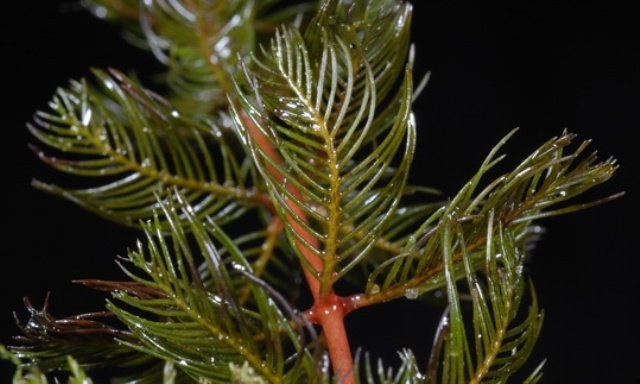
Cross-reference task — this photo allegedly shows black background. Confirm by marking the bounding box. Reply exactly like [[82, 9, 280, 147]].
[[2, 1, 638, 382]]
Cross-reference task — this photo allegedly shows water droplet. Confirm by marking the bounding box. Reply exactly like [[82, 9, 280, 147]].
[[214, 36, 231, 59], [320, 353, 330, 375], [93, 6, 108, 19], [210, 125, 223, 138], [228, 15, 241, 28], [404, 288, 419, 300], [530, 225, 545, 234], [311, 204, 328, 217], [81, 109, 92, 126], [231, 262, 246, 272], [363, 193, 378, 206]]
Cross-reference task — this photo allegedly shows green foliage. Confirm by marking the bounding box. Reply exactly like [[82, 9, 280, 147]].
[[428, 212, 543, 383], [84, 0, 316, 115], [106, 191, 318, 382], [30, 69, 258, 228], [1, 348, 93, 384], [364, 130, 620, 301], [358, 349, 425, 384], [4, 0, 620, 382], [232, 0, 415, 292]]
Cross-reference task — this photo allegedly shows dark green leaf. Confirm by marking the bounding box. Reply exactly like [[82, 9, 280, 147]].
[[366, 131, 619, 301], [30, 70, 261, 229], [107, 191, 318, 382], [232, 1, 415, 293]]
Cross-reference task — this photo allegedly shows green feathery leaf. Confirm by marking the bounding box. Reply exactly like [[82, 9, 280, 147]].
[[358, 349, 425, 384], [365, 130, 620, 301], [29, 69, 262, 229], [106, 191, 318, 383], [232, 0, 415, 293], [66, 356, 94, 384], [1, 345, 20, 366], [83, 0, 253, 114], [138, 0, 254, 113], [83, 0, 317, 115], [424, 212, 543, 383], [2, 350, 95, 384]]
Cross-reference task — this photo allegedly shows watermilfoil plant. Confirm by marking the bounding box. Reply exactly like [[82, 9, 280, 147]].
[[1, 0, 621, 383]]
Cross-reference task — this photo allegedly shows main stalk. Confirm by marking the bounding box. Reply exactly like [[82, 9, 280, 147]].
[[243, 114, 355, 383]]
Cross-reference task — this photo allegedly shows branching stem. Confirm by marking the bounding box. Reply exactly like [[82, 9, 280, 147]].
[[242, 113, 355, 383], [343, 237, 487, 311]]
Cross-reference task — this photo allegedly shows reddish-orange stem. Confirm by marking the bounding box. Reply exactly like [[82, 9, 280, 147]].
[[243, 114, 354, 383], [306, 293, 353, 382]]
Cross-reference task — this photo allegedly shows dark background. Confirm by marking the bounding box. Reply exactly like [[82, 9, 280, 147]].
[[2, 1, 637, 382]]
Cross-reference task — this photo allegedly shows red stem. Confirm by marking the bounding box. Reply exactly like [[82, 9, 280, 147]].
[[243, 114, 355, 383]]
